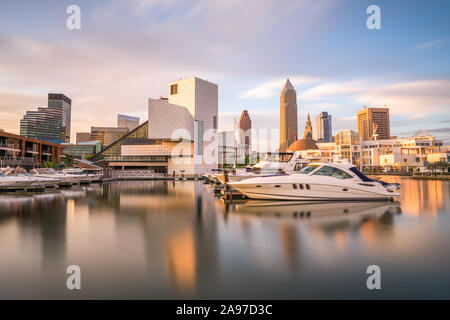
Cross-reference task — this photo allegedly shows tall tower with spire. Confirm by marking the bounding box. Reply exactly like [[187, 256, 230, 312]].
[[303, 112, 312, 139], [279, 78, 298, 152]]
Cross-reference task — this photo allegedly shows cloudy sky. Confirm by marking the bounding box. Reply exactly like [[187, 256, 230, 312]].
[[0, 0, 449, 144]]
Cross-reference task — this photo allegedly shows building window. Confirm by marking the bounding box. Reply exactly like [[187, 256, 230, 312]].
[[213, 116, 217, 129], [170, 84, 178, 95]]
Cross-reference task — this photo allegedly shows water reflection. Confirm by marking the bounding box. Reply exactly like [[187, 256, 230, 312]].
[[0, 178, 449, 299]]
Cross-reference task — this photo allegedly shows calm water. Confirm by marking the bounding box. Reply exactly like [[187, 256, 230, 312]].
[[0, 177, 449, 299]]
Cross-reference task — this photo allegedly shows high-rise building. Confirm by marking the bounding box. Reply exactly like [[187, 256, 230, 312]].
[[280, 78, 298, 152], [357, 107, 390, 141], [313, 112, 332, 143], [76, 132, 91, 144], [238, 110, 251, 156], [90, 127, 129, 147], [48, 93, 72, 143], [117, 114, 140, 131], [20, 105, 63, 144]]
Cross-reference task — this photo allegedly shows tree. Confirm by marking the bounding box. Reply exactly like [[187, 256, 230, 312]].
[[62, 154, 74, 167]]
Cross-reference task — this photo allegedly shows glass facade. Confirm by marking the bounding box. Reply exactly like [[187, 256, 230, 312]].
[[20, 93, 71, 144]]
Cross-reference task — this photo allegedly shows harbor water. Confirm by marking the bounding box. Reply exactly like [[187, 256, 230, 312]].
[[0, 177, 449, 299]]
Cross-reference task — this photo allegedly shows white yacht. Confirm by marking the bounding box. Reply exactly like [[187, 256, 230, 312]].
[[228, 162, 400, 201], [215, 152, 309, 184], [63, 168, 101, 183], [30, 168, 85, 185], [3, 168, 61, 188], [0, 172, 34, 188]]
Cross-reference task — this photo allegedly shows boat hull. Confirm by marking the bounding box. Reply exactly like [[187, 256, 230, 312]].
[[229, 182, 399, 201]]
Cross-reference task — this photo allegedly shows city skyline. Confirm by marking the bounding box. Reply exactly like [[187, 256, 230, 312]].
[[0, 0, 449, 145]]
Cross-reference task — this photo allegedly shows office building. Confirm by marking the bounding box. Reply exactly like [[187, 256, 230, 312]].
[[238, 110, 252, 157], [280, 78, 298, 152], [117, 114, 140, 131], [90, 127, 129, 148], [76, 132, 91, 144], [48, 93, 72, 143], [20, 93, 72, 144], [313, 112, 332, 143], [20, 106, 63, 144], [357, 107, 390, 140]]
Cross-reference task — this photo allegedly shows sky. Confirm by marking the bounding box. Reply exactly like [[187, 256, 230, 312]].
[[0, 0, 449, 145]]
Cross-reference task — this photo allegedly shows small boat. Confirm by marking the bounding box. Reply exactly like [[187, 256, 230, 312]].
[[228, 162, 400, 201], [0, 172, 34, 188], [3, 167, 61, 188], [30, 168, 85, 185], [63, 168, 101, 183]]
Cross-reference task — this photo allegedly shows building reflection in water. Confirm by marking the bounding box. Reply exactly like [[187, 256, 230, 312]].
[[0, 177, 448, 299]]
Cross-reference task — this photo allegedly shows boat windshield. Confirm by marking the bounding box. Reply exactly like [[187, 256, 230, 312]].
[[348, 167, 374, 182], [298, 165, 319, 174], [312, 166, 353, 179]]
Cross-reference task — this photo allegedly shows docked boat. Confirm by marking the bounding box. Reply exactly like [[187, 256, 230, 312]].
[[0, 171, 34, 189], [228, 162, 400, 201], [3, 167, 61, 188], [215, 152, 309, 184], [63, 168, 102, 183], [30, 168, 85, 185]]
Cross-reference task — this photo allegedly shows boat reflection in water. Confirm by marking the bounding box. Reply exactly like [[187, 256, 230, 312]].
[[232, 200, 401, 226]]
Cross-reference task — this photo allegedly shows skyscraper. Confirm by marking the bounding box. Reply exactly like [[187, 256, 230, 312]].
[[280, 78, 298, 152], [20, 106, 63, 144], [357, 107, 390, 140], [117, 114, 140, 131], [48, 93, 72, 143], [238, 110, 251, 156], [313, 112, 332, 142]]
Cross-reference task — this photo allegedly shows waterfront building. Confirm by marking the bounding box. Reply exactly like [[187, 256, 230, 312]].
[[48, 93, 72, 143], [89, 121, 195, 173], [280, 79, 298, 152], [313, 112, 332, 143], [335, 129, 362, 167], [357, 107, 390, 140], [0, 130, 62, 167], [117, 114, 140, 131], [167, 77, 219, 172], [288, 128, 448, 172], [90, 127, 129, 148], [238, 110, 252, 157], [62, 140, 101, 159]]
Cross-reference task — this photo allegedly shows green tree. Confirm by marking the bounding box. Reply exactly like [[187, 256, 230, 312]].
[[62, 154, 74, 167]]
